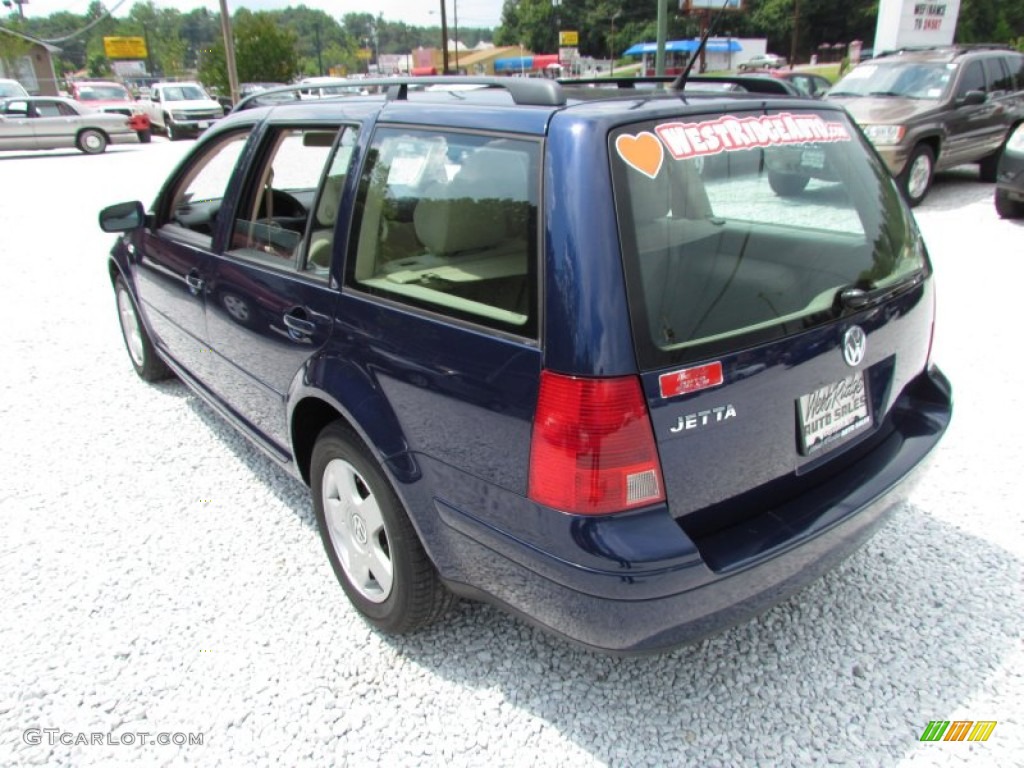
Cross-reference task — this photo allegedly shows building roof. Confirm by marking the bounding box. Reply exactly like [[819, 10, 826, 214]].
[[624, 39, 742, 56], [0, 26, 62, 54]]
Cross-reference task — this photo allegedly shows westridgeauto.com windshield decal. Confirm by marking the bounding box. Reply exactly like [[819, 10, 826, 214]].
[[615, 113, 851, 177]]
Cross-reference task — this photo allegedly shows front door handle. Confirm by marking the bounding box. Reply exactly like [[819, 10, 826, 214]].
[[185, 270, 204, 296]]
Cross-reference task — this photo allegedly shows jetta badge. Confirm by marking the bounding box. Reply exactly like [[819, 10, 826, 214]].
[[843, 326, 866, 367]]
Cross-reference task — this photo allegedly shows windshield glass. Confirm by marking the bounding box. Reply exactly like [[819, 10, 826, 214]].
[[0, 82, 28, 98], [162, 85, 208, 101], [610, 108, 927, 368], [76, 84, 130, 101], [830, 61, 951, 99]]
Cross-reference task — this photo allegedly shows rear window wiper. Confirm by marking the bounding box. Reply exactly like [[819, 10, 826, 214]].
[[838, 270, 925, 310]]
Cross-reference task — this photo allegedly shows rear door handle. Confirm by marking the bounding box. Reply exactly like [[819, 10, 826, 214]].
[[185, 270, 204, 295], [282, 308, 316, 336]]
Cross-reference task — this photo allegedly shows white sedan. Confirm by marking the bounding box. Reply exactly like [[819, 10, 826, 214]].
[[0, 96, 139, 154]]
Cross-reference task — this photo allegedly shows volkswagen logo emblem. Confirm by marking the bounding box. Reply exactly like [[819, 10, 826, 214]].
[[843, 326, 867, 367]]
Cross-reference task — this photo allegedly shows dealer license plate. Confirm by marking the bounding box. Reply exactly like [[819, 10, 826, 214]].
[[802, 147, 826, 169], [797, 372, 870, 455]]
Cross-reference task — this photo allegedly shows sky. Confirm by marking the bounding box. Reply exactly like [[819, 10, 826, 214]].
[[27, 0, 507, 28]]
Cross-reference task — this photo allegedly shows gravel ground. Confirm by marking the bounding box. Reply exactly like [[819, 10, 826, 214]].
[[1, 140, 1021, 767]]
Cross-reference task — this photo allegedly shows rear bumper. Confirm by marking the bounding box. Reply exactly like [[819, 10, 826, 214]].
[[431, 366, 952, 654]]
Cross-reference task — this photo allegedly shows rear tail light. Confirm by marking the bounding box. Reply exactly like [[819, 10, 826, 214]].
[[528, 371, 666, 515]]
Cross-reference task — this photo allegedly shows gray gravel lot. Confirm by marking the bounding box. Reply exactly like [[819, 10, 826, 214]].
[[1, 139, 1021, 767]]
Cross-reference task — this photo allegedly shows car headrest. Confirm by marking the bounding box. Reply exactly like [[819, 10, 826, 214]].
[[316, 175, 345, 227], [414, 194, 507, 255]]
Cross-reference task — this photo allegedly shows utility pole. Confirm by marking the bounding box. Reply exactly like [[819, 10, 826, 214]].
[[655, 0, 668, 76], [453, 1, 459, 74], [217, 0, 239, 106], [314, 21, 323, 76], [439, 0, 449, 75], [790, 0, 800, 69], [2, 0, 28, 20]]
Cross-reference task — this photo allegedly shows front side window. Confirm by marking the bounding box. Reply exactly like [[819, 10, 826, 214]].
[[163, 130, 251, 241], [611, 109, 927, 368], [346, 127, 539, 335], [226, 127, 338, 269], [955, 61, 986, 98]]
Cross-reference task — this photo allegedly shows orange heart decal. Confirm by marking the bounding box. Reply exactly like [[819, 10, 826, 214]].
[[615, 132, 664, 179]]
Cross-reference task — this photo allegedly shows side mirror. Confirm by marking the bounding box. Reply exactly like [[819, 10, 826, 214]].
[[957, 90, 987, 107], [99, 201, 145, 233]]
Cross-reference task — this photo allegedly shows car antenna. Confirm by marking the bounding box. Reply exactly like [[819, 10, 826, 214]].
[[669, 0, 733, 92]]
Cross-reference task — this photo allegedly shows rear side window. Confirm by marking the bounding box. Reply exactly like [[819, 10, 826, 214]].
[[610, 109, 927, 368], [984, 57, 1013, 94], [1006, 54, 1024, 91], [346, 128, 540, 335]]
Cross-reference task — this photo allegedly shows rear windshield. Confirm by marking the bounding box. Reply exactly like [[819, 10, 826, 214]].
[[610, 108, 926, 369]]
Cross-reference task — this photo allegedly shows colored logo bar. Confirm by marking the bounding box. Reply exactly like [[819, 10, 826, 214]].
[[920, 721, 997, 742]]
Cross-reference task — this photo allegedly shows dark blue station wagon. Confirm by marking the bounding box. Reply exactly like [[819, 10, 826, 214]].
[[100, 77, 951, 653]]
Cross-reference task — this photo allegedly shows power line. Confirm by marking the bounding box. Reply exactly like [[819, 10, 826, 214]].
[[0, 0, 131, 45]]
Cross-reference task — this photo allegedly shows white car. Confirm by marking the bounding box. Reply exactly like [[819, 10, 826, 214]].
[[296, 77, 369, 99], [0, 96, 137, 153], [139, 82, 224, 140], [0, 78, 29, 98]]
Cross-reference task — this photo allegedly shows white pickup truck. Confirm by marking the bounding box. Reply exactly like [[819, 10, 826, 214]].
[[138, 82, 224, 140]]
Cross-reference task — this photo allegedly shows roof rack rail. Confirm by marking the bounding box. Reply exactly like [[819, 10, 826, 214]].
[[232, 76, 566, 112], [874, 43, 1013, 58], [559, 74, 798, 96]]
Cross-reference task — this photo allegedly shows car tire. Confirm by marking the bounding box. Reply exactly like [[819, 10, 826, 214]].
[[165, 116, 179, 141], [899, 144, 935, 207], [995, 189, 1024, 219], [137, 128, 152, 144], [312, 422, 453, 634], [768, 171, 810, 197], [114, 276, 172, 381], [978, 144, 1003, 183], [77, 129, 107, 155]]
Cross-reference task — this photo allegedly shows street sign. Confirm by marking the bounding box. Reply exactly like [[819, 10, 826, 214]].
[[559, 30, 579, 46], [103, 37, 147, 60]]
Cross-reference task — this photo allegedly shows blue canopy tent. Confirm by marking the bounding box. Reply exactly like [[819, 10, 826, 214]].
[[623, 39, 743, 75], [622, 39, 743, 56]]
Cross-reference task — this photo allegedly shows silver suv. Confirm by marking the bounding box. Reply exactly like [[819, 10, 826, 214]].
[[828, 45, 1024, 205]]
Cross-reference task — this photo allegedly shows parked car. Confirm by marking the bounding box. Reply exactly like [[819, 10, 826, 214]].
[[99, 75, 951, 654], [0, 78, 29, 98], [297, 76, 370, 99], [137, 81, 224, 140], [216, 82, 301, 112], [827, 45, 1024, 205], [0, 96, 137, 153], [995, 122, 1024, 218], [67, 80, 152, 143], [738, 53, 787, 71], [746, 69, 833, 98]]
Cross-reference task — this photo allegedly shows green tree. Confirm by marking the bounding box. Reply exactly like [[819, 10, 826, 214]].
[[200, 10, 299, 91], [0, 25, 34, 79]]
